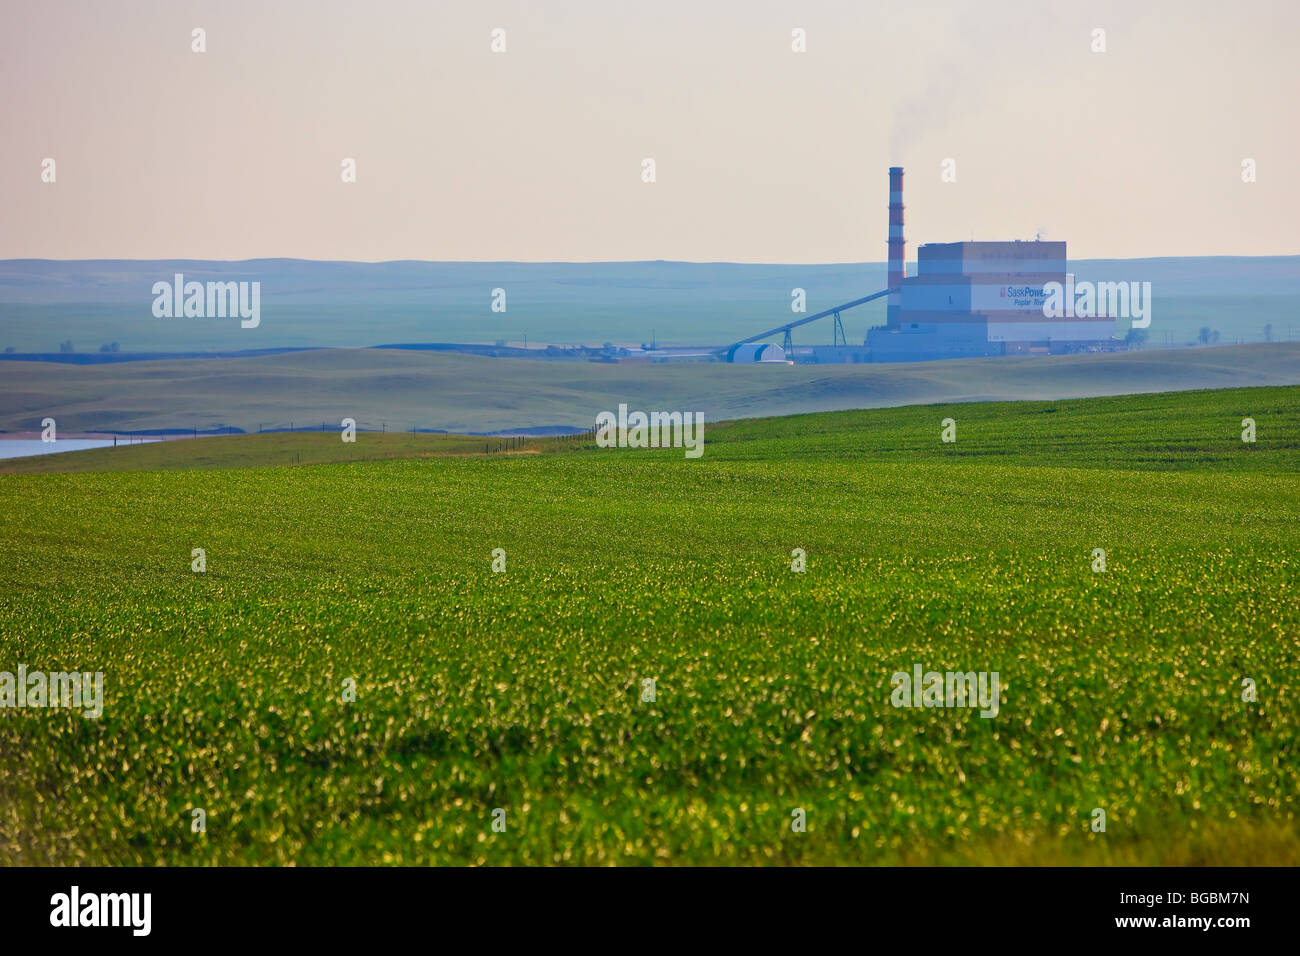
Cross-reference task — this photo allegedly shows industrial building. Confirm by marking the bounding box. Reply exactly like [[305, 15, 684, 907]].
[[868, 237, 1116, 360], [722, 166, 1119, 363], [729, 343, 791, 363]]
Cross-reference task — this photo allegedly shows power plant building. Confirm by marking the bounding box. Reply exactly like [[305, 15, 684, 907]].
[[869, 239, 1115, 360], [866, 166, 1116, 360], [720, 165, 1119, 364]]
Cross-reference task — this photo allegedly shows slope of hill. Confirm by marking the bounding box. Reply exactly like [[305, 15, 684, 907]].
[[1, 342, 1298, 436], [3, 384, 1297, 476]]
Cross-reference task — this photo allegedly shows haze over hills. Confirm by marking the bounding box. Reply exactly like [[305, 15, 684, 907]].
[[1, 257, 1297, 353], [3, 258, 1297, 435], [3, 343, 1298, 436]]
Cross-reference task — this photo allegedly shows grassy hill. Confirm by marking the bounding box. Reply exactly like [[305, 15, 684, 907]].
[[3, 383, 1296, 476], [0, 430, 554, 476], [1, 386, 1297, 865], [2, 341, 1299, 436]]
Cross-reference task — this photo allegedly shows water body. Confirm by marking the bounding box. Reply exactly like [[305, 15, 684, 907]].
[[0, 438, 158, 460]]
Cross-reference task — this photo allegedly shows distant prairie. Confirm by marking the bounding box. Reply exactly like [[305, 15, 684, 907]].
[[1, 257, 1297, 353], [2, 342, 1299, 436]]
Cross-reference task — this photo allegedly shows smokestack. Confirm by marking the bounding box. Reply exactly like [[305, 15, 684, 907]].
[[887, 166, 905, 329]]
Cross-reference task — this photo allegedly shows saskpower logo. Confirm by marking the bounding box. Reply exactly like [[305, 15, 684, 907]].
[[50, 886, 151, 936]]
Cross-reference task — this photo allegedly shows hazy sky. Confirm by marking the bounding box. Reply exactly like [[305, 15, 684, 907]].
[[2, 0, 1297, 261]]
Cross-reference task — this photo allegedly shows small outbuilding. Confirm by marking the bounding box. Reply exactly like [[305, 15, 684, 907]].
[[727, 343, 788, 363]]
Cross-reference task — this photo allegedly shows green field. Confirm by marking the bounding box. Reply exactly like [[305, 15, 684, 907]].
[[1, 386, 1297, 865], [0, 430, 551, 477]]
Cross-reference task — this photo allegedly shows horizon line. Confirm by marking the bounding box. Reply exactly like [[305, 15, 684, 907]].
[[3, 253, 1300, 266]]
